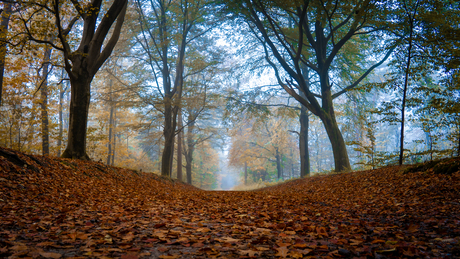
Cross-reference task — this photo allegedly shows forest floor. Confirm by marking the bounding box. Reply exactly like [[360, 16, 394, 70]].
[[1, 147, 460, 259]]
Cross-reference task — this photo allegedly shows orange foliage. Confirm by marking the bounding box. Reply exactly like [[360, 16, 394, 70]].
[[1, 146, 459, 258]]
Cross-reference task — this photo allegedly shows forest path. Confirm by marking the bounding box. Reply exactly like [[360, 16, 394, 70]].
[[1, 146, 459, 258]]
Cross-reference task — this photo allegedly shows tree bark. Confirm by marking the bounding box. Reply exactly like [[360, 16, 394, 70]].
[[321, 112, 350, 171], [185, 119, 196, 184], [111, 109, 116, 166], [39, 45, 52, 156], [0, 2, 12, 106], [161, 99, 177, 176], [107, 79, 114, 165], [61, 75, 92, 159], [299, 65, 310, 177], [299, 106, 310, 177], [176, 108, 183, 181], [57, 68, 67, 157]]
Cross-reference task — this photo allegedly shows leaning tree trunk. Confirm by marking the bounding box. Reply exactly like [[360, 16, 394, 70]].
[[321, 111, 350, 172]]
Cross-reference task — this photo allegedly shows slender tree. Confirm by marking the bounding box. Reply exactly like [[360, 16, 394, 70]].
[[398, 0, 420, 165], [38, 44, 52, 156]]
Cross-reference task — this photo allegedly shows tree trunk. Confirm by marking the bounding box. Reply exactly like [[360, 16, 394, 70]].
[[299, 106, 310, 177], [457, 124, 460, 157], [161, 100, 175, 177], [0, 2, 12, 106], [169, 132, 175, 178], [399, 20, 414, 166], [185, 119, 196, 184], [107, 80, 114, 165], [321, 113, 350, 172], [39, 45, 52, 156], [299, 64, 311, 177], [176, 109, 183, 181], [111, 109, 117, 166], [244, 161, 248, 185], [275, 147, 282, 179], [61, 76, 92, 160], [57, 68, 67, 157]]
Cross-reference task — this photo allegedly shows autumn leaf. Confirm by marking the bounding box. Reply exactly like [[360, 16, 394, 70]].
[[274, 246, 289, 258], [290, 249, 304, 259], [196, 227, 211, 233], [216, 236, 239, 243], [239, 249, 260, 257], [38, 251, 62, 259]]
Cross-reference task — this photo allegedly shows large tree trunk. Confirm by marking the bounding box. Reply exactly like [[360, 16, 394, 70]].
[[61, 76, 92, 160], [0, 2, 12, 106], [39, 45, 52, 156], [321, 112, 350, 172], [161, 100, 177, 177]]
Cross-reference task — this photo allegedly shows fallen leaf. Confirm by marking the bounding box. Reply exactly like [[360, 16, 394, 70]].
[[39, 251, 62, 259], [239, 249, 260, 257], [275, 246, 289, 258], [196, 227, 211, 233]]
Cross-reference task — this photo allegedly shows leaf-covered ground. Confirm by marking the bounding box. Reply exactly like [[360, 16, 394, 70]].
[[1, 147, 459, 259]]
